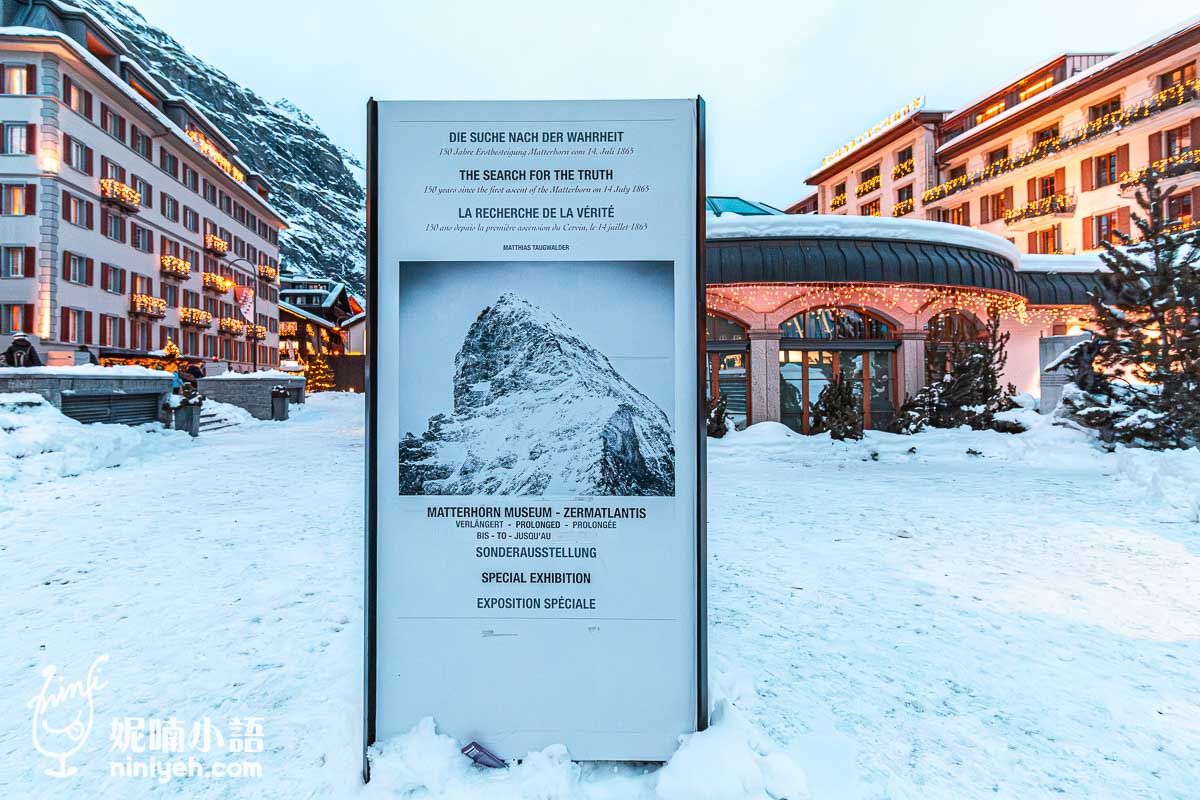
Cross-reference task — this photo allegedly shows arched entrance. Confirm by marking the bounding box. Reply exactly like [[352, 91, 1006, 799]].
[[705, 313, 750, 428], [778, 307, 898, 433]]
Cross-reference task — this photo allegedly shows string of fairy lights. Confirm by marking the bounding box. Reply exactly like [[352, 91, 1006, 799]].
[[706, 282, 1093, 327]]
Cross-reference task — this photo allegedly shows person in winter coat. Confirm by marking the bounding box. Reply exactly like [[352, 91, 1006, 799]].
[[2, 334, 42, 367]]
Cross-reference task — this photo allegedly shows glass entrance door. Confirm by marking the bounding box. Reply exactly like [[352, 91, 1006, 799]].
[[779, 349, 896, 433]]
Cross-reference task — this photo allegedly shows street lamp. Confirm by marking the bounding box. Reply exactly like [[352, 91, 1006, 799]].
[[223, 256, 261, 372]]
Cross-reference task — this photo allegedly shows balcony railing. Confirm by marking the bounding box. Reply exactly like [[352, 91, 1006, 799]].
[[99, 178, 141, 212], [830, 193, 847, 210], [1119, 148, 1200, 190], [130, 294, 166, 318], [892, 197, 915, 217], [924, 78, 1200, 204], [218, 317, 246, 335], [202, 272, 233, 293], [1003, 192, 1076, 226], [179, 307, 213, 328], [892, 159, 915, 180], [278, 321, 298, 337], [257, 264, 278, 281], [160, 254, 191, 279], [855, 174, 881, 197], [204, 233, 229, 256], [245, 324, 267, 340]]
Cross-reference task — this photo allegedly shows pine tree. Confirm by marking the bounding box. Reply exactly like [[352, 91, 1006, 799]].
[[1059, 168, 1200, 448], [892, 306, 1021, 434], [306, 352, 335, 393], [706, 395, 729, 439], [810, 372, 863, 440]]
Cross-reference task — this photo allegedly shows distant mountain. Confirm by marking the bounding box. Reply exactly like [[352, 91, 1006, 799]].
[[399, 293, 676, 496], [74, 0, 366, 289]]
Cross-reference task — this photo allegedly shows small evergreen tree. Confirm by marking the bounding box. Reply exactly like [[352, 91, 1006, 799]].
[[1058, 168, 1200, 449], [306, 352, 336, 393], [706, 395, 729, 439], [810, 372, 863, 440], [892, 307, 1021, 434]]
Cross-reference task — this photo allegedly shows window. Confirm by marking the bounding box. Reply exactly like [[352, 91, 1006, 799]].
[[1, 303, 33, 334], [1165, 125, 1192, 158], [131, 319, 151, 351], [64, 252, 88, 284], [1095, 213, 1118, 246], [895, 145, 913, 165], [2, 246, 30, 278], [2, 64, 31, 95], [987, 146, 1009, 166], [100, 314, 120, 347], [975, 101, 1005, 125], [1033, 124, 1060, 146], [62, 191, 91, 227], [859, 165, 880, 183], [896, 184, 913, 204], [203, 179, 217, 205], [100, 104, 126, 141], [131, 125, 152, 160], [1158, 63, 1197, 92], [132, 273, 153, 296], [1166, 193, 1193, 226], [160, 282, 178, 308], [100, 263, 125, 294], [2, 183, 32, 215], [183, 329, 199, 356], [982, 190, 1008, 223], [780, 307, 892, 340], [161, 192, 179, 222], [1089, 96, 1121, 122], [63, 134, 92, 174], [132, 175, 152, 208], [183, 206, 199, 232], [101, 209, 125, 242], [2, 122, 30, 155], [1039, 174, 1057, 199], [1093, 153, 1118, 188], [779, 348, 895, 433], [100, 156, 125, 182], [925, 311, 981, 382], [159, 148, 178, 179], [160, 325, 179, 350], [1037, 225, 1060, 254], [131, 223, 153, 253], [948, 164, 967, 181], [941, 205, 966, 226], [859, 199, 880, 216], [182, 163, 199, 192], [62, 76, 92, 118]]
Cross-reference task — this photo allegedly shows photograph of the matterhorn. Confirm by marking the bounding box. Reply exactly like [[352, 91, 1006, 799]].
[[397, 261, 676, 496]]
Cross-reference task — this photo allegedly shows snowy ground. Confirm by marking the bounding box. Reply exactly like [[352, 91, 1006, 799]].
[[2, 393, 1198, 798]]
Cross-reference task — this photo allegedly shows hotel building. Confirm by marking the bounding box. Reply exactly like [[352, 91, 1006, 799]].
[[805, 16, 1199, 253], [0, 0, 287, 370]]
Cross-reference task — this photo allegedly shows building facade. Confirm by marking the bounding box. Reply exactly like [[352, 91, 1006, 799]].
[[277, 273, 365, 367], [0, 0, 287, 370], [805, 17, 1199, 255]]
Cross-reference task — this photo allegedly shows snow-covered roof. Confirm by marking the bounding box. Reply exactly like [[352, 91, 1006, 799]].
[[938, 13, 1200, 155], [0, 26, 287, 225], [341, 311, 366, 328], [1017, 253, 1108, 273], [278, 301, 338, 329], [706, 212, 1021, 266]]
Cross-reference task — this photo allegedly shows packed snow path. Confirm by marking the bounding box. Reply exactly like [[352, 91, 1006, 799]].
[[2, 394, 1197, 798]]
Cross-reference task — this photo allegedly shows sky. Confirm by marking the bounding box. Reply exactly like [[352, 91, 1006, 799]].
[[132, 0, 1190, 210]]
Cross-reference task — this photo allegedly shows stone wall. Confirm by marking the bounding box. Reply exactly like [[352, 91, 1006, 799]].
[[198, 375, 306, 420], [1038, 334, 1090, 414], [0, 372, 174, 422]]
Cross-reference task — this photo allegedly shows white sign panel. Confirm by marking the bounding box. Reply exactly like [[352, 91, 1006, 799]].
[[365, 99, 705, 768]]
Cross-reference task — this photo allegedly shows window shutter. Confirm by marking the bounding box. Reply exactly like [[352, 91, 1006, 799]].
[[25, 123, 36, 155], [979, 196, 989, 224], [961, 202, 970, 226], [60, 307, 69, 341], [84, 147, 93, 175], [100, 104, 108, 129], [99, 314, 108, 346], [120, 219, 127, 244], [62, 75, 71, 102], [159, 327, 167, 349], [1053, 167, 1066, 195], [22, 304, 34, 333], [23, 184, 35, 215], [1117, 206, 1130, 236], [0, 66, 5, 93], [1191, 117, 1200, 152], [1082, 217, 1094, 251], [1193, 187, 1200, 219], [1148, 132, 1162, 165], [1116, 144, 1129, 176], [1003, 186, 1014, 212], [1081, 158, 1093, 192], [83, 91, 92, 119], [1027, 231, 1038, 254], [62, 134, 71, 167], [83, 311, 93, 344], [120, 268, 127, 295], [85, 201, 93, 229], [25, 64, 36, 95], [119, 318, 126, 348], [85, 257, 94, 286], [23, 246, 35, 277], [1026, 177, 1037, 201]]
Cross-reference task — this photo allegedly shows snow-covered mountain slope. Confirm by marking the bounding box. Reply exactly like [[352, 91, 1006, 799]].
[[72, 0, 366, 289], [399, 293, 676, 496]]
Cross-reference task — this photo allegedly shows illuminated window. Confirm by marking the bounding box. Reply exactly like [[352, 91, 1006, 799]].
[[2, 246, 27, 278], [859, 198, 881, 216], [987, 146, 1009, 166], [1164, 125, 1191, 158], [975, 101, 1005, 125], [2, 122, 26, 154], [1089, 96, 1121, 122], [3, 65, 28, 95], [2, 183, 27, 215], [1018, 75, 1054, 102], [1158, 63, 1197, 92], [1166, 194, 1192, 226], [1, 303, 31, 333], [1093, 153, 1118, 188], [1033, 124, 1060, 146]]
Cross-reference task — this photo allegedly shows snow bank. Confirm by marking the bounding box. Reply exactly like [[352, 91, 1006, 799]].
[[706, 212, 1020, 266], [0, 364, 169, 378], [0, 393, 183, 498], [366, 691, 809, 800]]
